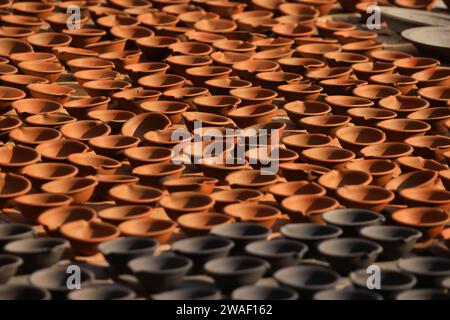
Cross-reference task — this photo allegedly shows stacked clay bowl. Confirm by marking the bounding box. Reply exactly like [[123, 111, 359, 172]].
[[0, 0, 449, 302]]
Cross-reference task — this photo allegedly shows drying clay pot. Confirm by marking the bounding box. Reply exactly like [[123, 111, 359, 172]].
[[37, 206, 96, 236]]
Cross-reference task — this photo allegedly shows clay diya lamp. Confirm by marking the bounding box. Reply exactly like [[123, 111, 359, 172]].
[[324, 95, 374, 116], [228, 103, 278, 128], [97, 237, 158, 274], [87, 110, 136, 134], [194, 18, 237, 33], [131, 163, 184, 188], [439, 169, 450, 190], [169, 41, 213, 57], [9, 126, 62, 147], [182, 111, 232, 132], [0, 144, 40, 173], [46, 12, 89, 33], [138, 11, 179, 29], [87, 5, 122, 19], [121, 112, 171, 140], [360, 142, 414, 160], [225, 169, 279, 191], [0, 223, 35, 250], [335, 125, 386, 153], [405, 135, 450, 160], [210, 52, 252, 71], [93, 174, 139, 200], [370, 50, 413, 63], [323, 52, 369, 68], [271, 23, 314, 38], [61, 28, 106, 49], [60, 120, 111, 143], [222, 203, 280, 228], [11, 98, 62, 121], [185, 66, 232, 87], [123, 62, 169, 83], [278, 57, 325, 76], [306, 67, 353, 84], [245, 146, 298, 170], [191, 95, 240, 116], [315, 20, 356, 38], [17, 61, 64, 83], [136, 36, 180, 60], [179, 11, 219, 28], [14, 193, 72, 225], [299, 114, 351, 137], [399, 188, 450, 210], [277, 83, 323, 102], [418, 86, 450, 107], [11, 1, 54, 19], [412, 67, 450, 88], [73, 69, 120, 86], [300, 146, 355, 169], [255, 71, 302, 91], [138, 73, 186, 92], [0, 38, 33, 59], [351, 62, 396, 82], [242, 121, 287, 147], [346, 159, 397, 187], [318, 238, 383, 275], [0, 14, 44, 32], [392, 207, 450, 243], [176, 212, 233, 237], [321, 208, 385, 237], [353, 84, 401, 104], [139, 100, 189, 124], [359, 225, 422, 261], [159, 191, 215, 221], [41, 176, 98, 204], [320, 78, 367, 96], [128, 254, 192, 293], [26, 32, 72, 53], [67, 152, 121, 177], [163, 176, 218, 194], [252, 47, 294, 61], [0, 74, 48, 94], [0, 172, 31, 207], [52, 47, 98, 64], [269, 181, 326, 203], [27, 83, 74, 104], [398, 256, 450, 287], [59, 220, 119, 256], [347, 107, 397, 127], [229, 86, 278, 106], [0, 115, 21, 141], [318, 169, 372, 197], [96, 14, 139, 31], [251, 37, 294, 51], [370, 74, 418, 95], [20, 162, 79, 190], [110, 25, 154, 49], [334, 29, 378, 44], [336, 185, 394, 212], [283, 101, 331, 124], [63, 96, 110, 120], [281, 194, 339, 223], [211, 188, 263, 213], [378, 95, 429, 118], [82, 79, 132, 98], [397, 156, 448, 173], [0, 254, 23, 284], [393, 57, 439, 76], [386, 170, 438, 201], [98, 50, 143, 73], [185, 30, 227, 44], [377, 119, 430, 143], [97, 205, 153, 226], [113, 88, 163, 114], [342, 40, 383, 57], [109, 183, 164, 207], [123, 146, 173, 168], [87, 135, 137, 161], [277, 2, 320, 16], [144, 128, 193, 148], [167, 55, 213, 78], [296, 43, 341, 61], [0, 86, 26, 115], [442, 228, 450, 251], [233, 58, 280, 82], [282, 133, 333, 154]]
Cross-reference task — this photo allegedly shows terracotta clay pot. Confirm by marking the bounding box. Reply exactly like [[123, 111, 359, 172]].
[[20, 162, 79, 190], [296, 43, 341, 61], [98, 205, 153, 226], [346, 159, 397, 187], [11, 98, 61, 121], [386, 170, 438, 198], [163, 176, 218, 194], [299, 114, 351, 137], [336, 185, 394, 212], [439, 170, 450, 190], [378, 95, 429, 117], [96, 14, 139, 31], [228, 103, 278, 128], [405, 135, 450, 160], [123, 146, 172, 168], [418, 86, 450, 107], [282, 133, 333, 154], [205, 78, 252, 96], [0, 38, 34, 58], [143, 128, 193, 148], [324, 51, 369, 68], [342, 40, 383, 57], [110, 25, 155, 49], [369, 50, 413, 63], [377, 119, 431, 142], [1, 15, 44, 33], [121, 112, 171, 140], [182, 111, 232, 132], [370, 74, 418, 95], [82, 79, 132, 98], [229, 87, 277, 107], [412, 67, 450, 88], [0, 74, 48, 94], [397, 156, 448, 173], [131, 162, 184, 188], [393, 57, 440, 76], [109, 184, 163, 207], [318, 169, 373, 197], [225, 169, 279, 191], [0, 86, 26, 115], [124, 62, 169, 83], [232, 59, 279, 82], [136, 36, 180, 60], [271, 23, 314, 38], [300, 146, 355, 169], [138, 73, 186, 92], [399, 188, 450, 210], [324, 95, 374, 116], [73, 69, 120, 86], [347, 107, 397, 127], [352, 61, 396, 82], [334, 29, 378, 44], [177, 212, 234, 237], [63, 96, 110, 120], [0, 172, 32, 207], [316, 20, 356, 38], [392, 207, 450, 242], [159, 191, 214, 221], [27, 83, 74, 104], [211, 188, 263, 212], [27, 32, 72, 53], [63, 28, 106, 48], [277, 83, 323, 102], [281, 194, 339, 223], [67, 152, 121, 177], [9, 126, 62, 147], [38, 206, 95, 237], [60, 120, 111, 143], [353, 84, 401, 104], [60, 220, 120, 256], [335, 126, 386, 153], [41, 177, 98, 204], [283, 101, 331, 124], [46, 12, 89, 33], [269, 181, 326, 203], [278, 57, 325, 75], [0, 144, 40, 172], [223, 203, 281, 228]]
